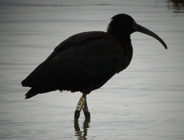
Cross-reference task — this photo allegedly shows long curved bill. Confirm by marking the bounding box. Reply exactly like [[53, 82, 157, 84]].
[[133, 22, 167, 49]]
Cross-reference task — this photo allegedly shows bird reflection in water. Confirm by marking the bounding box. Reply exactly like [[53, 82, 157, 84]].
[[74, 118, 90, 140]]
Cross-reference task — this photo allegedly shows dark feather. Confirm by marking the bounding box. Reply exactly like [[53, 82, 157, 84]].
[[22, 32, 125, 98]]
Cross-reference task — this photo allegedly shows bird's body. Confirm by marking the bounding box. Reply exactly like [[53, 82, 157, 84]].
[[22, 31, 133, 98], [22, 14, 167, 120]]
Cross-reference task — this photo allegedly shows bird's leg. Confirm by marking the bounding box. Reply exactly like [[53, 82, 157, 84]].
[[83, 96, 90, 120], [74, 94, 86, 121]]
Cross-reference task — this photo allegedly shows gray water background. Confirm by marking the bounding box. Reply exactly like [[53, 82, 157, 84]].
[[0, 0, 184, 139]]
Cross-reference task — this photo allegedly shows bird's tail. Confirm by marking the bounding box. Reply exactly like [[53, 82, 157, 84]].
[[25, 88, 39, 99], [25, 86, 58, 99]]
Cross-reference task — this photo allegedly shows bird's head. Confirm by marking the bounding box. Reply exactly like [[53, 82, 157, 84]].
[[107, 14, 167, 49]]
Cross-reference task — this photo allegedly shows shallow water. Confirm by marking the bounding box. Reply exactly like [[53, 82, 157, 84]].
[[0, 0, 184, 139]]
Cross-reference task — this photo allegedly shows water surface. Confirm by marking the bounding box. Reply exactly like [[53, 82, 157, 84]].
[[0, 0, 184, 139]]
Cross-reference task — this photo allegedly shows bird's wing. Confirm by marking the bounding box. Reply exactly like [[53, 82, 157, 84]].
[[21, 32, 124, 90]]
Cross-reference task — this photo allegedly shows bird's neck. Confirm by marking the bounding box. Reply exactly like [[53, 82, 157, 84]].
[[107, 26, 133, 68], [117, 35, 133, 69]]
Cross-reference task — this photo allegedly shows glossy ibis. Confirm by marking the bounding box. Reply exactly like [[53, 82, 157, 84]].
[[21, 14, 167, 121]]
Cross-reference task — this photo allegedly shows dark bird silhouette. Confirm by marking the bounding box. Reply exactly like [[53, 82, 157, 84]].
[[21, 14, 167, 121]]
